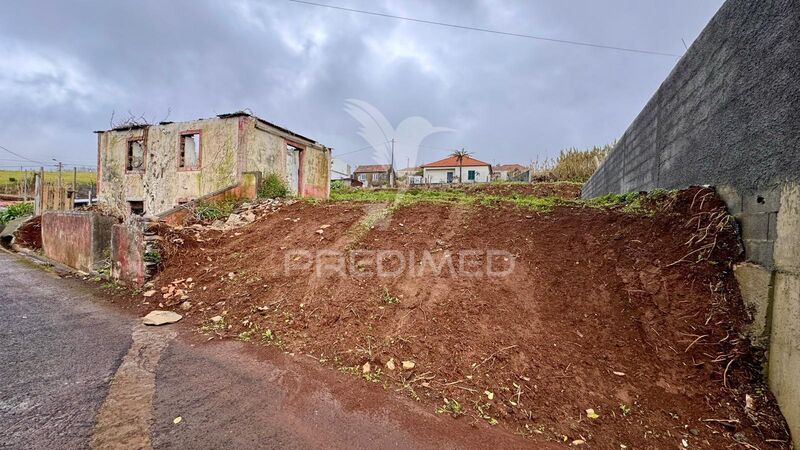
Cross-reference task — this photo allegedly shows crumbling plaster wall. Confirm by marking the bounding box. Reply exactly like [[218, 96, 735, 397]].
[[98, 117, 240, 217], [98, 115, 331, 218], [245, 120, 330, 199], [301, 142, 330, 198], [247, 121, 288, 181]]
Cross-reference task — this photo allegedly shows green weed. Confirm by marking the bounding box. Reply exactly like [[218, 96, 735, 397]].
[[258, 173, 289, 198], [0, 202, 34, 224]]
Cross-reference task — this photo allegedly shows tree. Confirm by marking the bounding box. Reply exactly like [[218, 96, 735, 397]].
[[450, 148, 471, 184]]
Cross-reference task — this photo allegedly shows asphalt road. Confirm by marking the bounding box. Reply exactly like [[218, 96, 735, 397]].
[[0, 250, 529, 450]]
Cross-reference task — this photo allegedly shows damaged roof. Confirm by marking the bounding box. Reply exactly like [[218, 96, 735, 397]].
[[95, 111, 320, 145], [216, 111, 318, 144], [353, 164, 392, 173]]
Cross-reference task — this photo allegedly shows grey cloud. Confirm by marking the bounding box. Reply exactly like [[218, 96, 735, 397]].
[[0, 0, 723, 169]]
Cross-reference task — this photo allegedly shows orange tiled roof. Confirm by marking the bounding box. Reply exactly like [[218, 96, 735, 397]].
[[421, 155, 490, 168]]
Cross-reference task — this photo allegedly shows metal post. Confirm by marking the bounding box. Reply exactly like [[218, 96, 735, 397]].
[[389, 138, 395, 188]]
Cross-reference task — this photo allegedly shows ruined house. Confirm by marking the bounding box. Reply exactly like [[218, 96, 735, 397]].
[[95, 112, 330, 217]]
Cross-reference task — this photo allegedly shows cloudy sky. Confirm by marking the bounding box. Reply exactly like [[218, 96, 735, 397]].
[[0, 0, 723, 171]]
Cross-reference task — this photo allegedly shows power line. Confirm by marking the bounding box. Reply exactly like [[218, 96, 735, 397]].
[[0, 144, 48, 165], [284, 0, 681, 58], [334, 140, 391, 157]]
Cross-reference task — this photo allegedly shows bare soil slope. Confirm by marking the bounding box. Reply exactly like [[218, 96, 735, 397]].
[[140, 188, 789, 449]]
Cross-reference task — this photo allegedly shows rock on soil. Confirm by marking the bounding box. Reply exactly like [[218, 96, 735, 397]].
[[142, 310, 182, 326]]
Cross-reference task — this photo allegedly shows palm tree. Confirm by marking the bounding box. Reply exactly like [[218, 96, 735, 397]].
[[450, 148, 471, 184]]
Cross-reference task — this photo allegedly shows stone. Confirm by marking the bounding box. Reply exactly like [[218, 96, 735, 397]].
[[142, 310, 182, 326], [142, 290, 157, 298], [386, 359, 396, 370], [362, 362, 371, 373], [179, 301, 192, 311], [401, 360, 415, 370], [210, 315, 224, 323]]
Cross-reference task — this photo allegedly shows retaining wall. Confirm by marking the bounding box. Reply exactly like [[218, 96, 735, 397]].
[[580, 0, 800, 444], [41, 211, 116, 273]]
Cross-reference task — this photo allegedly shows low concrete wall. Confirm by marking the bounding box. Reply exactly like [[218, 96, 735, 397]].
[[41, 211, 116, 273], [158, 172, 260, 226], [111, 218, 161, 287], [111, 221, 145, 286]]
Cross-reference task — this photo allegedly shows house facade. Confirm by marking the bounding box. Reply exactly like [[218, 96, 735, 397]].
[[492, 164, 527, 181], [421, 156, 492, 184], [353, 164, 393, 187], [96, 112, 330, 217]]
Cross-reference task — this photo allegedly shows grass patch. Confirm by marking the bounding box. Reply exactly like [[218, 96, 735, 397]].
[[194, 198, 237, 221], [436, 398, 464, 417], [585, 189, 678, 215], [331, 184, 679, 216], [0, 202, 34, 224], [380, 287, 400, 305], [0, 170, 96, 189], [332, 188, 566, 211]]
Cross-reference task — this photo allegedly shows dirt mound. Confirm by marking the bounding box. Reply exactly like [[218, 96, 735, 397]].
[[135, 188, 789, 448], [13, 215, 42, 250]]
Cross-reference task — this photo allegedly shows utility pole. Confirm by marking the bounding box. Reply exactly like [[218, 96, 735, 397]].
[[53, 159, 63, 191], [72, 167, 77, 208], [22, 167, 28, 201], [390, 138, 395, 188]]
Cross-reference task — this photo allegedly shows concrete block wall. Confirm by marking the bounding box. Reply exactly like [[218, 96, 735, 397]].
[[583, 0, 799, 200], [581, 0, 800, 444]]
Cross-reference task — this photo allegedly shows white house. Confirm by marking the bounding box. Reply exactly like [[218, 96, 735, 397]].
[[492, 163, 527, 181], [421, 155, 492, 184], [330, 158, 351, 181]]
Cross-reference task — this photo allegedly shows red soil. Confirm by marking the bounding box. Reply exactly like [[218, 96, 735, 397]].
[[13, 215, 42, 250], [136, 188, 789, 449]]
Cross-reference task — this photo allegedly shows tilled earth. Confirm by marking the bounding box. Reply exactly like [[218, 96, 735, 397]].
[[126, 188, 789, 449]]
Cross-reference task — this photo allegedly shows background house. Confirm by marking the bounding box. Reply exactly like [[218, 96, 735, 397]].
[[421, 155, 492, 184], [397, 166, 422, 186], [353, 164, 393, 187], [330, 158, 351, 181], [492, 164, 527, 181], [96, 112, 330, 217]]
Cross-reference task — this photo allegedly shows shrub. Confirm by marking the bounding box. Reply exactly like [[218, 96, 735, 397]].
[[258, 173, 289, 198], [0, 202, 34, 225], [531, 143, 613, 183]]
